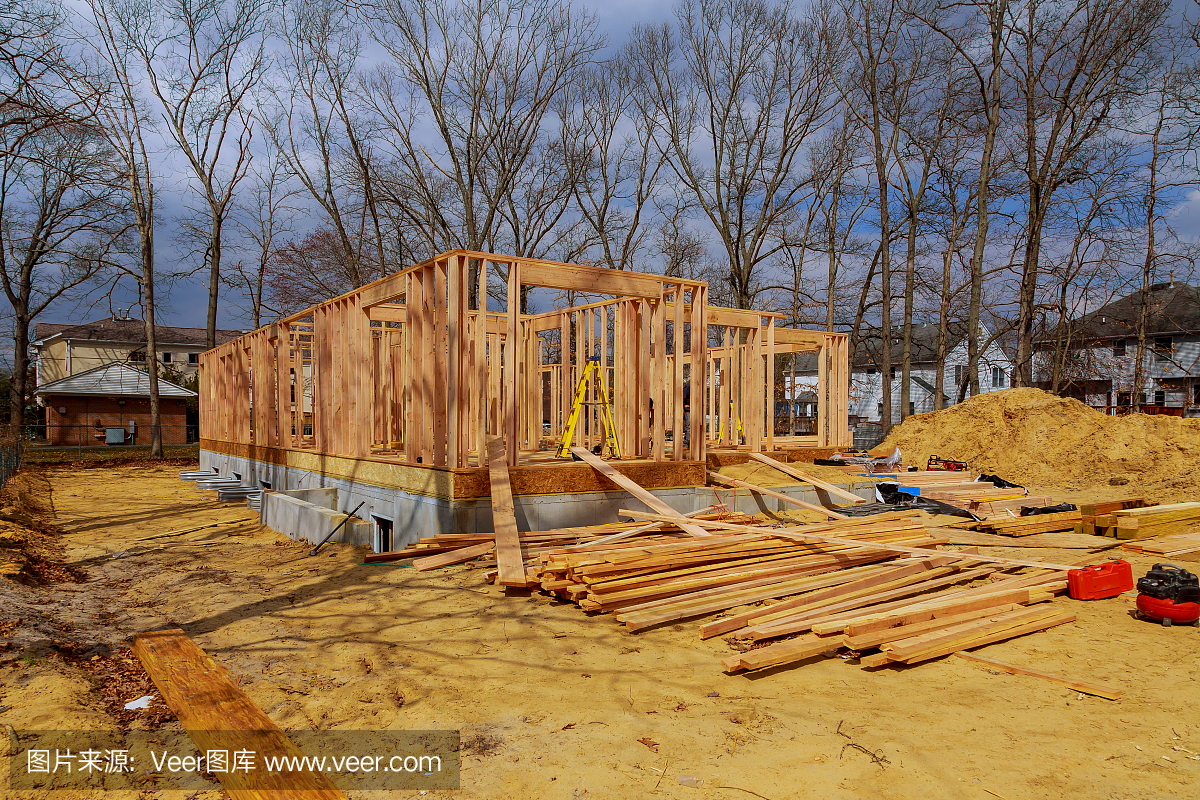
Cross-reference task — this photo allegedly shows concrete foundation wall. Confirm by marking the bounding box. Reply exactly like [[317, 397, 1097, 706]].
[[261, 490, 372, 547], [202, 449, 876, 552]]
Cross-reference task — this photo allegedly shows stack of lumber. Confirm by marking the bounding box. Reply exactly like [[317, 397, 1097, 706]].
[[531, 512, 943, 624], [872, 470, 1028, 509], [1093, 502, 1200, 540], [970, 496, 1053, 518], [508, 506, 1077, 676], [972, 510, 1082, 537], [365, 511, 764, 571], [1076, 498, 1146, 535], [721, 568, 1071, 673], [1122, 532, 1200, 561]]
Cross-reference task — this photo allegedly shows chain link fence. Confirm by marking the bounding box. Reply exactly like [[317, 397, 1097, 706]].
[[25, 425, 200, 453], [0, 436, 22, 492]]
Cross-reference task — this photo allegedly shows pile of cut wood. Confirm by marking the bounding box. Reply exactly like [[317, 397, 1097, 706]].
[[1075, 499, 1146, 536], [1086, 501, 1200, 540], [973, 510, 1082, 537], [522, 509, 1075, 674], [1121, 532, 1200, 562], [367, 443, 1080, 677]]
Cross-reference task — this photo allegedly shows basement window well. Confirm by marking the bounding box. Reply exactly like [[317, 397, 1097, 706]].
[[373, 515, 394, 553]]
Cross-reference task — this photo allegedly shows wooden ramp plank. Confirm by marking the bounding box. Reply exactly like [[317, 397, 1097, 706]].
[[748, 451, 867, 504], [708, 471, 847, 519], [488, 437, 529, 586], [414, 541, 495, 571], [130, 629, 346, 799], [953, 651, 1122, 700], [569, 446, 711, 537]]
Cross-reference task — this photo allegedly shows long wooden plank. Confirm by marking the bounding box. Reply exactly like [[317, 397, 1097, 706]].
[[748, 451, 866, 505], [487, 437, 528, 586], [414, 541, 495, 571], [619, 510, 1080, 571], [708, 471, 847, 519], [953, 651, 1122, 700], [131, 629, 346, 799], [569, 446, 712, 537], [882, 611, 1076, 665]]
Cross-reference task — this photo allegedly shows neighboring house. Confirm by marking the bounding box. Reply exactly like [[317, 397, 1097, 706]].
[[1033, 281, 1200, 414], [32, 316, 243, 387], [34, 363, 197, 446], [848, 322, 1015, 425]]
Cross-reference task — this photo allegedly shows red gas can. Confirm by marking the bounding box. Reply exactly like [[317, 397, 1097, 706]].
[[1067, 560, 1134, 600]]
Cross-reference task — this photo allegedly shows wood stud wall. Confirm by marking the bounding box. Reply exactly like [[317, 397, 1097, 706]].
[[199, 250, 852, 468]]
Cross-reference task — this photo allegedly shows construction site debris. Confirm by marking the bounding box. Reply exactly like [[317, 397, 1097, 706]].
[[877, 388, 1200, 502]]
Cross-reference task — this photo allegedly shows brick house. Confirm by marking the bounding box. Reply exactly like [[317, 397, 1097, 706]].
[[34, 363, 197, 446]]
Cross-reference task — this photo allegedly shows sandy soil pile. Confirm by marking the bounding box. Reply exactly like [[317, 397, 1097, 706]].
[[878, 387, 1200, 501]]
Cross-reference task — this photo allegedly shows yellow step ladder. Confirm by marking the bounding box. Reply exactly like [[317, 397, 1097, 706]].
[[557, 356, 622, 459]]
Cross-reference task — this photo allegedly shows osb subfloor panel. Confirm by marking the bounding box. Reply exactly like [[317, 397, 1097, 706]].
[[2, 465, 1197, 800]]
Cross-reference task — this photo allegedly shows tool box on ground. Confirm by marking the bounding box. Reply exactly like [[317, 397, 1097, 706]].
[[1067, 560, 1134, 600], [927, 455, 967, 471], [1135, 564, 1200, 626]]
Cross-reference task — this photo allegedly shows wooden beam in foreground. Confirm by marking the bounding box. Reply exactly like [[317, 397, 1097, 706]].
[[487, 437, 529, 586], [953, 651, 1122, 700], [618, 510, 1080, 571], [708, 471, 847, 520], [130, 629, 346, 799], [569, 446, 711, 537], [748, 452, 866, 505]]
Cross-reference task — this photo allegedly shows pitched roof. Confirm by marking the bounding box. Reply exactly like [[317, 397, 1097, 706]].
[[34, 362, 196, 398], [33, 317, 243, 347], [854, 322, 971, 367], [1052, 282, 1200, 341]]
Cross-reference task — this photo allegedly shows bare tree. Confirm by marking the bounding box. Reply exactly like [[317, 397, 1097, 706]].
[[560, 58, 662, 271], [262, 0, 381, 288], [916, 0, 1012, 398], [627, 0, 839, 309], [0, 122, 125, 433], [836, 0, 908, 432], [1, 0, 104, 153], [362, 0, 602, 309], [80, 0, 165, 457], [1127, 28, 1199, 410], [1008, 0, 1167, 386], [231, 151, 297, 328], [115, 0, 269, 346]]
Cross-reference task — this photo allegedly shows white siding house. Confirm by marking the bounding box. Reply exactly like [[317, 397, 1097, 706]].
[[1033, 282, 1200, 414], [848, 323, 1015, 425]]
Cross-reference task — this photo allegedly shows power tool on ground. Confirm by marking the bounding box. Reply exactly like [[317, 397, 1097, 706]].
[[1135, 564, 1200, 627], [927, 455, 967, 471]]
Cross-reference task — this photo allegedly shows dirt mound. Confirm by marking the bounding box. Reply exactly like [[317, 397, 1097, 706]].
[[879, 388, 1200, 502], [0, 471, 84, 585]]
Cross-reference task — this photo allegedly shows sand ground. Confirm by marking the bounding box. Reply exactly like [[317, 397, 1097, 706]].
[[1, 463, 1198, 800]]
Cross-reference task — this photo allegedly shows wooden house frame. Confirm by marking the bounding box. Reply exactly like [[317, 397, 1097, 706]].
[[199, 250, 850, 471]]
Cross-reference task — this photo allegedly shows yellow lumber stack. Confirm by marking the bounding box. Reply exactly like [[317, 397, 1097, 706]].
[[1109, 502, 1200, 540], [974, 510, 1082, 537]]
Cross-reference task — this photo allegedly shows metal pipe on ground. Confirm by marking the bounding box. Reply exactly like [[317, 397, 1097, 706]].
[[309, 501, 366, 556]]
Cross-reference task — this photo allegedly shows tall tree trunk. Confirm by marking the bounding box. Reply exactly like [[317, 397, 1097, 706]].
[[142, 230, 162, 458], [967, 0, 1007, 399], [900, 209, 916, 420], [208, 218, 221, 345], [9, 312, 29, 437], [825, 180, 841, 333], [1133, 122, 1160, 413], [934, 245, 953, 411]]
